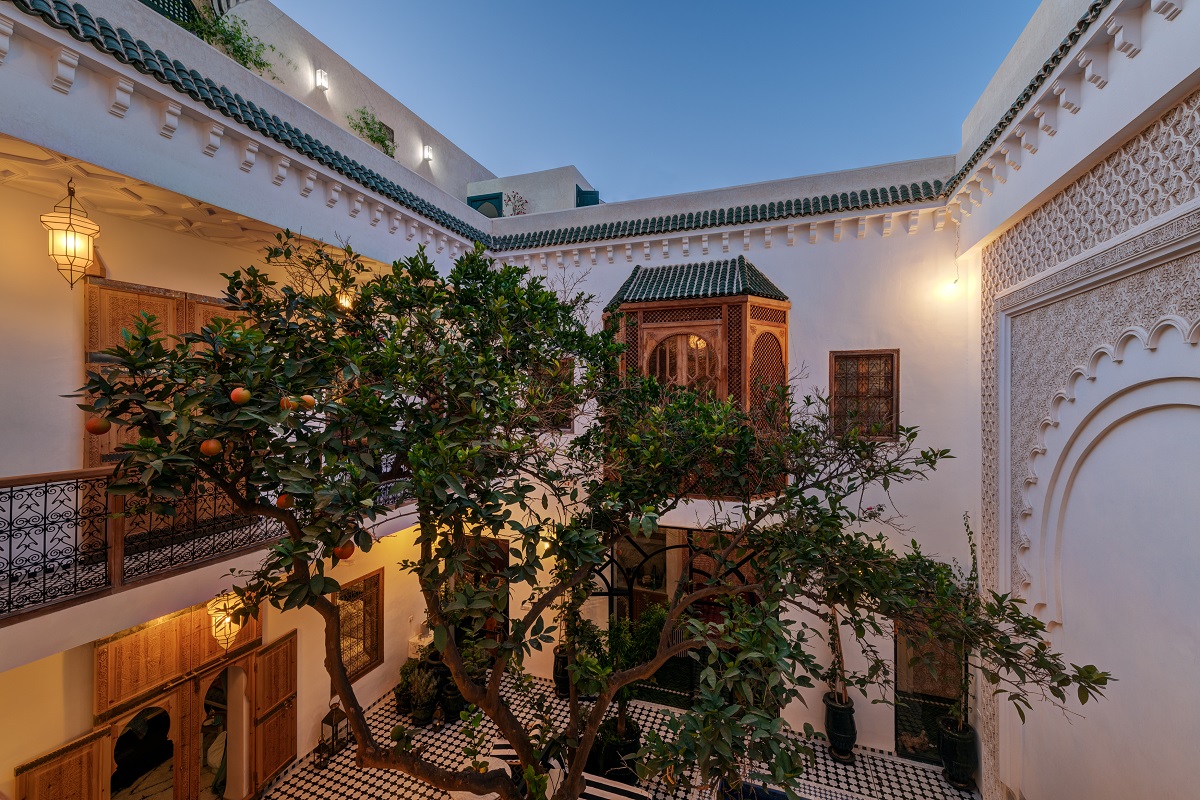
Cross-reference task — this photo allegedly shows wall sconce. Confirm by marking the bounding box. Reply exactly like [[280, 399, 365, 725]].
[[40, 178, 99, 288], [206, 591, 244, 651], [422, 144, 433, 162], [315, 68, 329, 91]]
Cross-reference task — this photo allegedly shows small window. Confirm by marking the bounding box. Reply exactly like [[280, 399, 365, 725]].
[[648, 333, 718, 394], [468, 192, 503, 219], [337, 570, 383, 682], [829, 350, 899, 439]]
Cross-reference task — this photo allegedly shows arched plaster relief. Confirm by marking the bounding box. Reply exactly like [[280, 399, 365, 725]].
[[1019, 316, 1200, 626]]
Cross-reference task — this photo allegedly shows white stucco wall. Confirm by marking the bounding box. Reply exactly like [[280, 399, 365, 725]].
[[229, 0, 496, 200], [468, 166, 597, 216]]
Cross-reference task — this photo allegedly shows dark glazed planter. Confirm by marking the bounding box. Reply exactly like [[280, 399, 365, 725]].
[[440, 681, 467, 720], [937, 717, 977, 790], [823, 692, 857, 763], [585, 718, 642, 785], [553, 645, 570, 698], [410, 700, 436, 728]]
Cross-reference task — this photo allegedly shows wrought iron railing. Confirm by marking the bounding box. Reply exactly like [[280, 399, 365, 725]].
[[0, 468, 111, 618], [0, 468, 281, 620]]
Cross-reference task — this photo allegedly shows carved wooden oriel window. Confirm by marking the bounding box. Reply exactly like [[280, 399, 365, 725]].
[[648, 333, 719, 393], [337, 569, 384, 682], [829, 349, 900, 439]]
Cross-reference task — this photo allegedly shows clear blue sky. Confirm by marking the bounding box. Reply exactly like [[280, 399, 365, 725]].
[[281, 0, 1044, 202]]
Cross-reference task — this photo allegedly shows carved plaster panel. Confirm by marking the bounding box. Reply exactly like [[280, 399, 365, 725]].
[[980, 84, 1200, 800]]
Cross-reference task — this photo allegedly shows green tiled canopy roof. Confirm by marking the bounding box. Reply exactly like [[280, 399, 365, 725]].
[[604, 257, 788, 311]]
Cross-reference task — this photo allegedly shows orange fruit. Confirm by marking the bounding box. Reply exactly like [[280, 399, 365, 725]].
[[85, 417, 111, 435]]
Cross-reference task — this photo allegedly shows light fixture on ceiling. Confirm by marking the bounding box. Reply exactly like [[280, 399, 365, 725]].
[[40, 178, 100, 288], [423, 144, 433, 162], [315, 68, 329, 91]]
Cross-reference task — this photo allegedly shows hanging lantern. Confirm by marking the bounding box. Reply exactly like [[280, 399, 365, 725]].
[[207, 591, 244, 651], [336, 289, 354, 309], [40, 179, 100, 288], [320, 700, 351, 758]]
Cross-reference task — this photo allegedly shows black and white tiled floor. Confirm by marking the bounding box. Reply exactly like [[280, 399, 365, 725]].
[[263, 677, 977, 800]]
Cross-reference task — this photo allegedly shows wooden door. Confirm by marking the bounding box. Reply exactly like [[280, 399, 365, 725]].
[[253, 630, 297, 790], [14, 728, 112, 800]]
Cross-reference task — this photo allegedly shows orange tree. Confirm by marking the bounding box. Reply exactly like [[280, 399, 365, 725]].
[[80, 235, 1109, 800]]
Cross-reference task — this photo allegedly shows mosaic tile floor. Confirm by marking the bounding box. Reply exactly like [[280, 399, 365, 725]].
[[263, 677, 978, 800]]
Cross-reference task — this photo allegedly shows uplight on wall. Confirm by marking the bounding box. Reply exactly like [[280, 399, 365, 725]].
[[422, 144, 433, 162], [40, 178, 100, 288], [315, 68, 329, 91]]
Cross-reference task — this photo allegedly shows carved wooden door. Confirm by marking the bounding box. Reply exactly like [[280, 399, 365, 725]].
[[253, 630, 297, 790], [14, 729, 112, 800]]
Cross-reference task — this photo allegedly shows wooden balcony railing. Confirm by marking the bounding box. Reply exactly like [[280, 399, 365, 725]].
[[0, 467, 283, 622]]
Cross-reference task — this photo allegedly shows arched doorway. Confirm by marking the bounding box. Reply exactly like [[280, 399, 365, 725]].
[[200, 665, 251, 800], [111, 706, 173, 800]]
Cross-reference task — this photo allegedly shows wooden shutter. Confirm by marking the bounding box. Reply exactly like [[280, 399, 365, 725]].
[[94, 612, 185, 717], [14, 728, 112, 800], [254, 630, 298, 789], [83, 278, 187, 468]]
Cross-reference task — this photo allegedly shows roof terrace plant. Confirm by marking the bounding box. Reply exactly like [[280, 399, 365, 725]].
[[79, 235, 1109, 800], [185, 6, 291, 82]]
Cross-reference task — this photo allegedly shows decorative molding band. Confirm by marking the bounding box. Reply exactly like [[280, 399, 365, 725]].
[[997, 205, 1200, 311]]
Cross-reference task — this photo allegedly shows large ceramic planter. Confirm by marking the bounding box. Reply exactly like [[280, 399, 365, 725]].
[[553, 645, 570, 698], [410, 700, 437, 728], [823, 692, 857, 763], [393, 684, 412, 715], [937, 717, 977, 790], [441, 681, 466, 720], [585, 718, 642, 785]]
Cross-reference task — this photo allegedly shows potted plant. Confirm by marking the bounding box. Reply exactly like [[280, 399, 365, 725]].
[[821, 608, 857, 764], [583, 605, 666, 784], [927, 515, 1113, 790], [394, 659, 418, 715], [409, 669, 439, 728]]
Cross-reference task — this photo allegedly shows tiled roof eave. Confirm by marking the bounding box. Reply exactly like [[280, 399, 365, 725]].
[[603, 256, 788, 311]]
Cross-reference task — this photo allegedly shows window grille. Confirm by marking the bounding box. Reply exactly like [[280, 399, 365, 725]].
[[642, 306, 720, 324], [749, 334, 785, 412], [727, 305, 743, 407], [338, 570, 383, 682], [648, 334, 718, 393], [749, 306, 786, 324], [830, 350, 899, 438]]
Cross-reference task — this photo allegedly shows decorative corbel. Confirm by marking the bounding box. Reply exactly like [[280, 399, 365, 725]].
[[764, 227, 773, 248], [437, 234, 446, 253], [0, 14, 14, 66], [202, 123, 224, 157], [701, 234, 709, 255], [406, 220, 418, 241], [832, 219, 843, 243], [301, 169, 317, 198], [389, 211, 402, 234], [1051, 75, 1083, 114], [589, 247, 596, 265], [369, 203, 383, 227], [933, 208, 948, 232], [661, 239, 669, 258], [643, 241, 651, 261], [1016, 120, 1039, 154], [1000, 138, 1023, 170], [1076, 48, 1108, 90], [977, 171, 995, 197], [1105, 9, 1142, 58], [625, 243, 633, 262], [907, 211, 921, 235], [681, 237, 689, 257], [742, 230, 751, 251], [855, 218, 866, 240], [721, 232, 730, 252], [808, 222, 818, 245], [1033, 99, 1058, 136], [271, 155, 290, 186], [606, 245, 614, 264], [348, 193, 364, 218], [572, 249, 580, 268], [984, 157, 1008, 184], [1152, 1, 1183, 21], [325, 181, 342, 208], [239, 140, 259, 173], [882, 213, 894, 237], [52, 47, 79, 94], [786, 224, 796, 246], [109, 76, 134, 118], [160, 100, 182, 139]]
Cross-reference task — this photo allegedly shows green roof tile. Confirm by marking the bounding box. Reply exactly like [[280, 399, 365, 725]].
[[603, 256, 788, 312]]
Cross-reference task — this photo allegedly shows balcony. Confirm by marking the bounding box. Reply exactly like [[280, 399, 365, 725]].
[[0, 467, 283, 622]]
